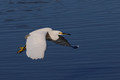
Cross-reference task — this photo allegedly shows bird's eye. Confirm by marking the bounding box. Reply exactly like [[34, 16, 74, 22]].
[[59, 32, 63, 35]]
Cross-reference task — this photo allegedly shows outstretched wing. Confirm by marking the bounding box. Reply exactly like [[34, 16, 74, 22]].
[[54, 35, 71, 46], [46, 33, 71, 47], [26, 31, 47, 59]]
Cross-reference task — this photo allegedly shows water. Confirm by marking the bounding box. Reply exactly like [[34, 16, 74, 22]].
[[0, 0, 120, 80]]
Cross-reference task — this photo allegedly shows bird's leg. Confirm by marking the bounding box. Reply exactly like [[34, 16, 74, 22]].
[[17, 45, 26, 53], [17, 34, 29, 53]]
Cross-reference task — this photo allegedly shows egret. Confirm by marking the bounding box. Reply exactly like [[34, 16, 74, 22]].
[[17, 27, 79, 59]]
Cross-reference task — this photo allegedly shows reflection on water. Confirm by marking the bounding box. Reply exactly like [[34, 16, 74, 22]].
[[0, 0, 120, 80]]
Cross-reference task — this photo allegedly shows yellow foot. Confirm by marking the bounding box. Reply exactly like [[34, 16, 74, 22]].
[[17, 46, 26, 53]]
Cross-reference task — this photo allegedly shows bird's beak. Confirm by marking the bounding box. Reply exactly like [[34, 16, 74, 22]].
[[59, 32, 71, 35], [62, 33, 71, 35]]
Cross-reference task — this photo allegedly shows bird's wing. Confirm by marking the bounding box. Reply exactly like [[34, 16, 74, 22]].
[[46, 33, 71, 47], [54, 35, 71, 46], [26, 31, 47, 59]]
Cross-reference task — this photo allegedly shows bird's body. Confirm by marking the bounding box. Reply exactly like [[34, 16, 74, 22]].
[[17, 27, 79, 59]]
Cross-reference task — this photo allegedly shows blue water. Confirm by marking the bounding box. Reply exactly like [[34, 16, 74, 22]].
[[0, 0, 120, 80]]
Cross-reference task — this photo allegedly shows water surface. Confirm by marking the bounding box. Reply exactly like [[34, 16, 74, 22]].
[[0, 0, 120, 80]]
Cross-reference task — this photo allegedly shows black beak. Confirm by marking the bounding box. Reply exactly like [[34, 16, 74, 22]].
[[62, 33, 71, 35]]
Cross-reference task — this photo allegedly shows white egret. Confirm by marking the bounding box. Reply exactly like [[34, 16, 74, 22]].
[[17, 27, 79, 59]]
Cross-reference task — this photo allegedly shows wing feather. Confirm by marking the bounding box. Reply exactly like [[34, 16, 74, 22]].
[[54, 35, 71, 46], [26, 31, 47, 59], [46, 33, 71, 47]]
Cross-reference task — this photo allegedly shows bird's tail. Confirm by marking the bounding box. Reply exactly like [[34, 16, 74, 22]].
[[71, 45, 79, 49], [17, 45, 26, 53]]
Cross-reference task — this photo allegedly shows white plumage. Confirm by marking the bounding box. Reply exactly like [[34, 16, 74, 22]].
[[17, 27, 79, 60], [26, 28, 52, 59]]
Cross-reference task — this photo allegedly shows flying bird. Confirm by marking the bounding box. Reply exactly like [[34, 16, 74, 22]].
[[17, 27, 79, 59]]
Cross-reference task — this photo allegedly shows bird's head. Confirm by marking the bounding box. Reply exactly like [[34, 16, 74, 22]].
[[53, 30, 71, 36], [49, 30, 71, 40]]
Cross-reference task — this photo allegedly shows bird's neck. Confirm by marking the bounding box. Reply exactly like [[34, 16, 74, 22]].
[[48, 32, 59, 40]]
